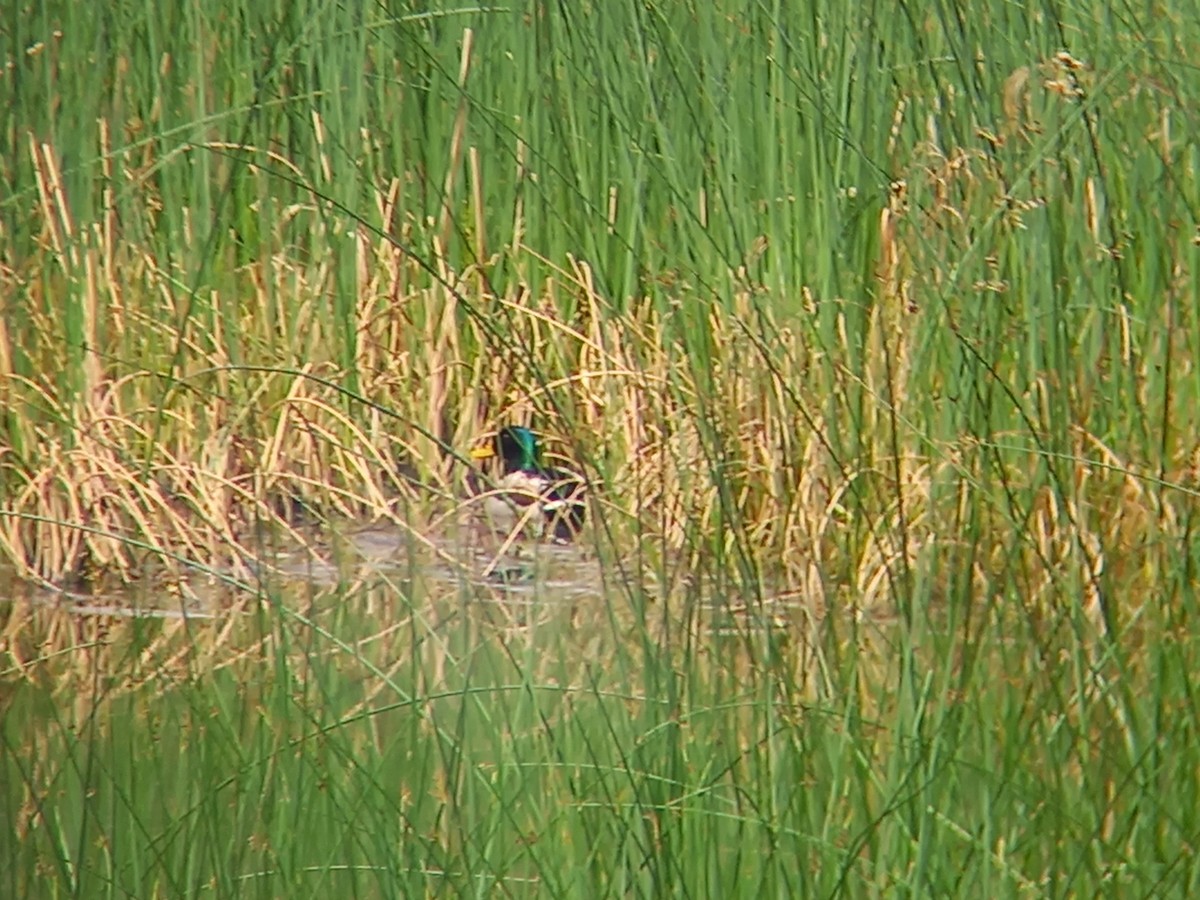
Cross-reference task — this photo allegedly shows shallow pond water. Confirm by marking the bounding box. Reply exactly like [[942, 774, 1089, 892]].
[[1, 517, 611, 615], [0, 513, 906, 693]]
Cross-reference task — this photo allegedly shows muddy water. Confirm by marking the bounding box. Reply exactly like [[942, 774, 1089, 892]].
[[0, 517, 848, 641], [0, 520, 900, 725], [0, 519, 612, 618]]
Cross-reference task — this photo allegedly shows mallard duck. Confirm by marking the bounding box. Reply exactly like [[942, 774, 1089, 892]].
[[468, 425, 586, 542]]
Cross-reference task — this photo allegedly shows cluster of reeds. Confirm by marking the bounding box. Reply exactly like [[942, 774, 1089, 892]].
[[5, 132, 1186, 633], [1, 5, 1196, 634], [2, 138, 866, 596], [5, 6, 1200, 895]]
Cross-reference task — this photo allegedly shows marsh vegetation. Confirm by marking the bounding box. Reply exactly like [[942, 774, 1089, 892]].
[[3, 1, 1200, 895]]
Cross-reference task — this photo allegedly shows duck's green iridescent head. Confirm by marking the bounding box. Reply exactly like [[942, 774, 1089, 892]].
[[471, 425, 542, 473]]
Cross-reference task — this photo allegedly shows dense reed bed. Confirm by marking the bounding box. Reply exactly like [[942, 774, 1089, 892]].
[[0, 3, 1189, 601], [3, 1, 1200, 895]]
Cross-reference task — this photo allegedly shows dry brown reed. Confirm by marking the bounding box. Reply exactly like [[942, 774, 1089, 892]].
[[4, 99, 1192, 648], [3, 127, 874, 603]]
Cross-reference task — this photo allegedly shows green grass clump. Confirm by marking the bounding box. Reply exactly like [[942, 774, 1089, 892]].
[[4, 570, 1200, 897]]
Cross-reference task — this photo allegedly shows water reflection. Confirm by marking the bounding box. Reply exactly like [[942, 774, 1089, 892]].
[[0, 519, 611, 621], [0, 519, 902, 726], [0, 518, 871, 671]]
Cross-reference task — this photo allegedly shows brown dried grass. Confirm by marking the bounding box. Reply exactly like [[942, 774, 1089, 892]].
[[4, 129, 894, 605], [5, 109, 1192, 645]]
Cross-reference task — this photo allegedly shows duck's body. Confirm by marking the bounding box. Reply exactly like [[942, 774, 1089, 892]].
[[469, 426, 586, 542]]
